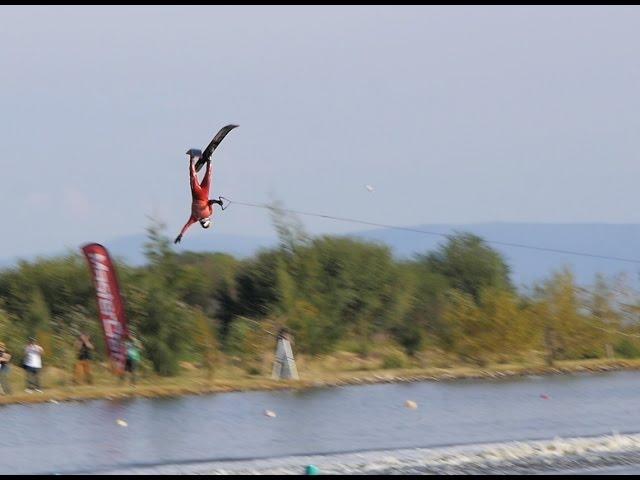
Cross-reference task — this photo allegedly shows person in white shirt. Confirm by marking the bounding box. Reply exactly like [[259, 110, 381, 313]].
[[24, 337, 44, 393]]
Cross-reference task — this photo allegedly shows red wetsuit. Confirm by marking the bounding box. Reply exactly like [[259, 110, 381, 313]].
[[175, 159, 217, 243]]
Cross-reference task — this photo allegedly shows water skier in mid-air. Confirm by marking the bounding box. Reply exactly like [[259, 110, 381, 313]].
[[174, 125, 238, 244]]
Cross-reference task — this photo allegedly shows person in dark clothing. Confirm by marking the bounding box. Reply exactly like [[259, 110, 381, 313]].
[[0, 342, 12, 395], [73, 333, 94, 385], [122, 336, 142, 385]]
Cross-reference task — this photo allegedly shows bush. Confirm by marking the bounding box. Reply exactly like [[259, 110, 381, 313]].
[[381, 350, 409, 369], [615, 339, 640, 359]]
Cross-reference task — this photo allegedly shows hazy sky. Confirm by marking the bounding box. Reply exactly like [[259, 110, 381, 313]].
[[2, 5, 640, 257]]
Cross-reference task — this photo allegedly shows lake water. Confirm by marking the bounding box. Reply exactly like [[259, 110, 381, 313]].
[[2, 371, 640, 474]]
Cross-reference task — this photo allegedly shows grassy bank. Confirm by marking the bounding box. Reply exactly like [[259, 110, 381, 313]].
[[2, 355, 640, 407]]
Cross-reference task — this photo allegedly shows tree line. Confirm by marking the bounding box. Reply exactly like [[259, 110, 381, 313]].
[[1, 211, 639, 377]]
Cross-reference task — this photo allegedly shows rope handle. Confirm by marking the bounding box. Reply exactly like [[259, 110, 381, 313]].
[[218, 196, 230, 211]]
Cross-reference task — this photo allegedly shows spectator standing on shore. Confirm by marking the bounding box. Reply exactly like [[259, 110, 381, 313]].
[[24, 337, 44, 393], [0, 342, 12, 395], [73, 333, 94, 385], [123, 336, 142, 385]]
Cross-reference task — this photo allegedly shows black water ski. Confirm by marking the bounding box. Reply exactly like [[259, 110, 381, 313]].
[[195, 124, 239, 172]]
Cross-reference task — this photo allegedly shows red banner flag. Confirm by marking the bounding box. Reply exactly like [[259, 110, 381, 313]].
[[82, 243, 129, 373]]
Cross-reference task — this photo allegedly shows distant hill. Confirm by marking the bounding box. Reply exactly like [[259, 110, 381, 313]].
[[351, 223, 640, 288], [2, 224, 639, 288], [0, 233, 277, 270], [104, 223, 640, 287]]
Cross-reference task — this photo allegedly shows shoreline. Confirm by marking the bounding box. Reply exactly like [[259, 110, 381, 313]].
[[2, 358, 640, 407]]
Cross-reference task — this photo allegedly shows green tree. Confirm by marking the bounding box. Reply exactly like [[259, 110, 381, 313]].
[[0, 303, 26, 359], [587, 274, 621, 359], [287, 237, 399, 355], [138, 281, 193, 376], [441, 289, 487, 365], [25, 289, 51, 337], [225, 317, 268, 373], [137, 218, 196, 376], [533, 269, 602, 363], [393, 262, 449, 355], [424, 233, 512, 302], [193, 309, 219, 379], [478, 287, 537, 361]]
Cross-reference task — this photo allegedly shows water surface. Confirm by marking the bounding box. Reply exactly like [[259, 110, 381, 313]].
[[2, 370, 640, 474]]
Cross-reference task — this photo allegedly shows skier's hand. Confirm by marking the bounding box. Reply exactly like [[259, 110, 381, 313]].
[[174, 234, 182, 244]]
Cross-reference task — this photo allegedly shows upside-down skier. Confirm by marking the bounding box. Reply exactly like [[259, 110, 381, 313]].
[[174, 125, 238, 244]]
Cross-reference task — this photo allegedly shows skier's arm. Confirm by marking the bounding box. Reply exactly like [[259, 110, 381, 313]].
[[175, 216, 197, 244]]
